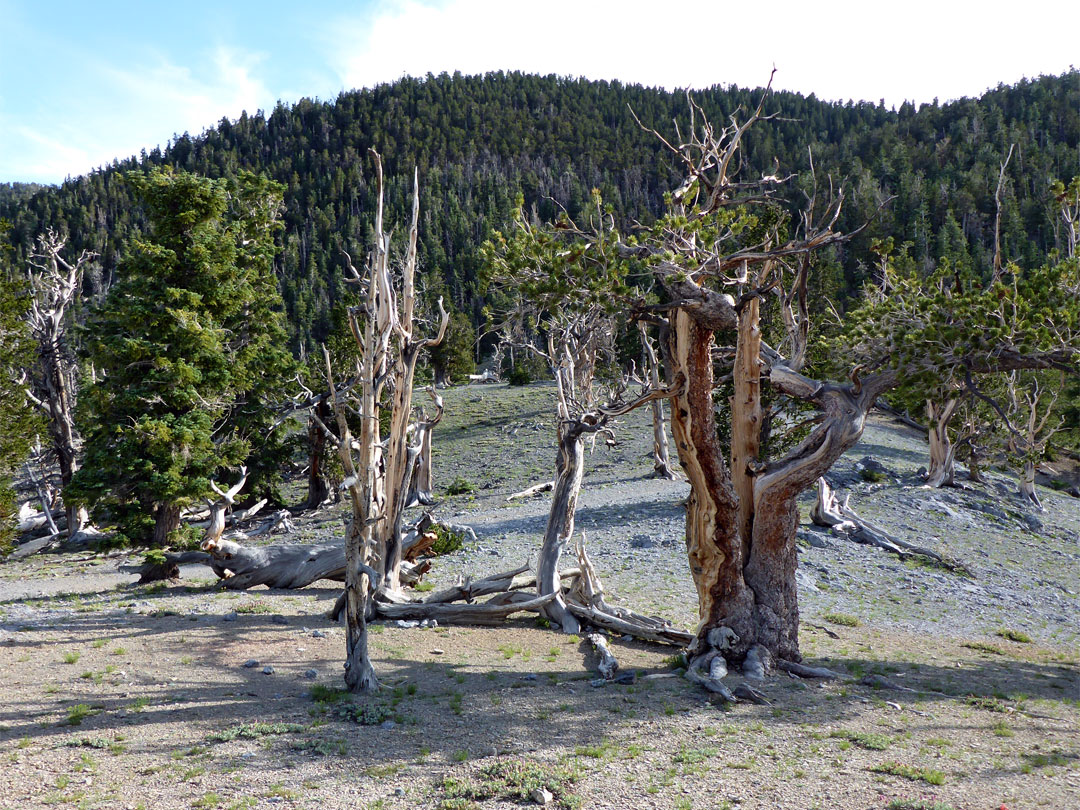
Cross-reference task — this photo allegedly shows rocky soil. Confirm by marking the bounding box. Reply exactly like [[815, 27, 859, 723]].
[[1, 381, 1077, 810]]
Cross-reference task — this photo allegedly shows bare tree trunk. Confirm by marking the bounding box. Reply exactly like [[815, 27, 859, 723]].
[[731, 292, 762, 559], [925, 399, 959, 487], [152, 503, 181, 547], [668, 312, 757, 660], [304, 398, 332, 509], [1018, 460, 1041, 508], [536, 425, 585, 634], [639, 323, 677, 480], [25, 231, 95, 537]]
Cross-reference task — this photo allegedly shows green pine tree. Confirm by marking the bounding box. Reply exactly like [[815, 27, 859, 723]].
[[68, 169, 294, 545]]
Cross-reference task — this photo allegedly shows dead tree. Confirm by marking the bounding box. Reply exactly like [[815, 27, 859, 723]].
[[314, 152, 448, 693], [404, 389, 444, 507], [638, 322, 678, 480], [23, 230, 95, 536]]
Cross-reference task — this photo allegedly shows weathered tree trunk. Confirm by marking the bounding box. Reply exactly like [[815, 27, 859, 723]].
[[536, 423, 585, 634], [25, 232, 95, 537], [1018, 460, 1041, 508], [304, 398, 332, 509], [667, 308, 889, 672], [925, 399, 959, 487], [152, 503, 181, 547], [668, 312, 757, 660], [639, 323, 677, 480]]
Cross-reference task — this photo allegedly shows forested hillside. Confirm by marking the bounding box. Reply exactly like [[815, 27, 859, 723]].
[[1, 70, 1076, 352]]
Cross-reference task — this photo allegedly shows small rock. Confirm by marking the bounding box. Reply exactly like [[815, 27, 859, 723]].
[[1021, 514, 1043, 532], [240, 752, 255, 759], [530, 787, 553, 805], [303, 669, 318, 679], [262, 665, 275, 675], [396, 619, 420, 629], [241, 659, 259, 668], [270, 615, 289, 626], [589, 678, 606, 688], [430, 648, 445, 655], [613, 671, 637, 685], [311, 629, 326, 638], [394, 788, 406, 798], [630, 535, 655, 549], [380, 719, 396, 730], [420, 619, 438, 629], [522, 673, 538, 681], [222, 612, 238, 622]]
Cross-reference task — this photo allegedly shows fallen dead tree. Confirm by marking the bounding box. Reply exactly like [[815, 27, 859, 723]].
[[810, 478, 972, 574]]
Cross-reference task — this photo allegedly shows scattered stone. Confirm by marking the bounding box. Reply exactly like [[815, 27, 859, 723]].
[[394, 788, 406, 798], [262, 665, 275, 675], [222, 612, 238, 622], [613, 671, 637, 685], [419, 619, 438, 629], [270, 614, 289, 626], [522, 673, 538, 681], [630, 534, 655, 549], [241, 659, 258, 668], [303, 669, 318, 679], [311, 629, 326, 638], [430, 648, 445, 655], [380, 720, 396, 730], [395, 619, 420, 629], [1021, 514, 1043, 532], [589, 678, 606, 688], [798, 530, 831, 549], [530, 787, 554, 805]]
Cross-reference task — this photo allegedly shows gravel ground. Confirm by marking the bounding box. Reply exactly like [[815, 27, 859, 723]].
[[1, 381, 1077, 810]]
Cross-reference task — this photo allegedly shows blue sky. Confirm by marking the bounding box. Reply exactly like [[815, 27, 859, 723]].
[[1, 0, 1076, 184]]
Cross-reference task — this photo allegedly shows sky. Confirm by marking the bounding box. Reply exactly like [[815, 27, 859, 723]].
[[1, 0, 1076, 185]]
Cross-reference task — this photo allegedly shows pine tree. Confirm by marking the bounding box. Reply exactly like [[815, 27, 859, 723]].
[[68, 169, 294, 545]]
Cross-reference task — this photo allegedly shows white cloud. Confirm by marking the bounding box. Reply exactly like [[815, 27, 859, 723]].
[[327, 0, 1077, 107], [0, 46, 273, 183]]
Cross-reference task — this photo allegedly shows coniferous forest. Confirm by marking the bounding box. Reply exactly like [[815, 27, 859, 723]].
[[1, 70, 1077, 352]]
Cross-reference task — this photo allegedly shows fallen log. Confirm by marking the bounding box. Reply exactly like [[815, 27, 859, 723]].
[[811, 478, 973, 575], [506, 481, 554, 502], [373, 591, 558, 624]]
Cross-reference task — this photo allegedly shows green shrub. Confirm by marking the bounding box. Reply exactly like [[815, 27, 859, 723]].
[[507, 364, 532, 386], [445, 477, 474, 496]]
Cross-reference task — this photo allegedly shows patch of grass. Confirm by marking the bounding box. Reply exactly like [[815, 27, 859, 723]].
[[1019, 749, 1071, 773], [291, 738, 347, 756], [830, 730, 892, 750], [91, 639, 107, 649], [309, 684, 350, 704], [191, 793, 222, 809], [413, 581, 436, 592], [992, 720, 1014, 737], [870, 761, 946, 785], [964, 695, 1009, 713], [996, 628, 1032, 643], [129, 696, 152, 712], [439, 758, 580, 810], [574, 739, 616, 760], [860, 468, 887, 483], [235, 601, 273, 615], [961, 641, 1004, 655], [886, 801, 957, 810], [63, 704, 100, 726], [823, 612, 860, 628], [207, 722, 304, 742], [451, 749, 470, 762], [265, 784, 298, 799], [61, 651, 81, 664], [366, 763, 404, 779]]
